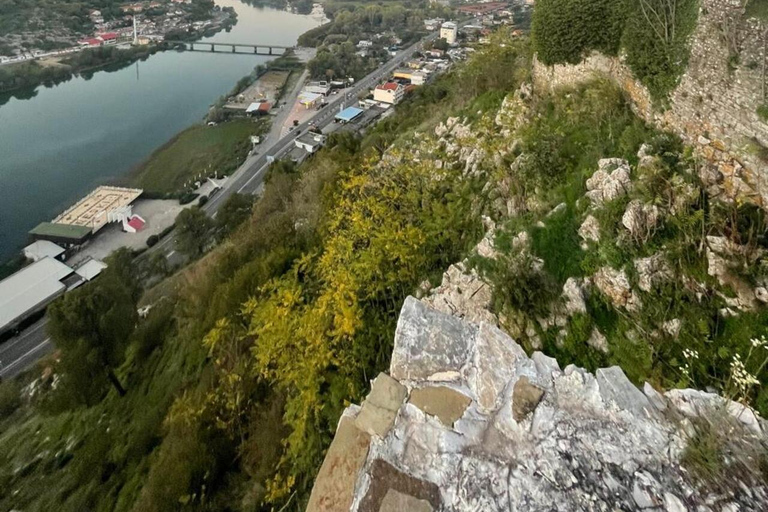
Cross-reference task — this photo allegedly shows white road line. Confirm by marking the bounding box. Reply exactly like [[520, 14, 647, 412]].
[[167, 250, 175, 258], [0, 338, 51, 376], [0, 318, 48, 353]]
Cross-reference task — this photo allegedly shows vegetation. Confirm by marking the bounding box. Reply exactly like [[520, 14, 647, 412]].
[[129, 119, 266, 195], [174, 206, 214, 257], [532, 0, 700, 102]]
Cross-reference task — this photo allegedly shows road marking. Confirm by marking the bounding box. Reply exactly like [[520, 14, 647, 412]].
[[0, 318, 49, 354], [167, 251, 175, 258], [0, 337, 51, 377]]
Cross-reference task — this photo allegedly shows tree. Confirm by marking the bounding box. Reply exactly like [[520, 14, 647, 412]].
[[216, 193, 254, 237], [174, 206, 214, 257], [48, 249, 140, 405], [432, 37, 449, 51]]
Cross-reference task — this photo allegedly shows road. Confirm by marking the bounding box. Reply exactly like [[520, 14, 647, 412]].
[[0, 31, 438, 380]]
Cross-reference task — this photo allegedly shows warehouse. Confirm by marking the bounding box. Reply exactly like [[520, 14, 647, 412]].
[[335, 106, 364, 124]]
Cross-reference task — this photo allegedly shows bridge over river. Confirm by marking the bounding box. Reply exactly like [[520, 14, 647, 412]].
[[166, 40, 292, 56]]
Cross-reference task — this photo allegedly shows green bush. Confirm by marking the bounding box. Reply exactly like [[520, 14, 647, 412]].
[[0, 380, 22, 418], [757, 103, 768, 122], [146, 234, 159, 247]]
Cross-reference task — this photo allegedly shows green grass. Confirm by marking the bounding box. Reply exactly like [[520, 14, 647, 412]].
[[130, 119, 266, 195]]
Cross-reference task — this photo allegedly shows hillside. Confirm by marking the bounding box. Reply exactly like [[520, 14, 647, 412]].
[[1, 4, 768, 511]]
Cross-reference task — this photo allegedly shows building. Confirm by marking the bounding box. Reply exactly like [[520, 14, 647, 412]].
[[373, 82, 405, 105], [123, 215, 146, 233], [305, 81, 331, 96], [246, 101, 271, 115], [335, 106, 364, 124], [0, 257, 77, 335], [29, 222, 92, 248], [299, 92, 323, 109], [74, 258, 108, 281], [23, 241, 66, 262], [457, 2, 508, 15], [294, 132, 326, 154], [357, 40, 373, 48], [424, 19, 442, 31], [51, 186, 142, 234], [440, 22, 458, 45]]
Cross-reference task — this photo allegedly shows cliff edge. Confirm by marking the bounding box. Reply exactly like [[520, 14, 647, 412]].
[[307, 297, 767, 512]]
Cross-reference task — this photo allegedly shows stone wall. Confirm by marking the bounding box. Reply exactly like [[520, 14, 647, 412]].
[[532, 0, 768, 205]]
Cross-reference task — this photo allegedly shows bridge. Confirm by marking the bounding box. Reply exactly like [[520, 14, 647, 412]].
[[166, 40, 293, 56]]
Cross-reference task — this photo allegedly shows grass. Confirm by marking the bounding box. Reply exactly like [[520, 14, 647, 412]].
[[129, 119, 266, 195]]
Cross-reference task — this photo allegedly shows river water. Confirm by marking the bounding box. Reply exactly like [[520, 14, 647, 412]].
[[0, 1, 321, 260]]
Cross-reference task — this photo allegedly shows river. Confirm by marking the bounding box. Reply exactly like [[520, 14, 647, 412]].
[[0, 0, 322, 261]]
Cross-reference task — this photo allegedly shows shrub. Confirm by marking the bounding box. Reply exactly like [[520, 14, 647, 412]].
[[0, 380, 22, 418], [146, 234, 159, 247], [198, 195, 209, 207], [757, 103, 768, 122]]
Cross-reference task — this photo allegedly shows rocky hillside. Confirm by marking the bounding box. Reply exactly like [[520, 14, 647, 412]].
[[307, 296, 766, 511]]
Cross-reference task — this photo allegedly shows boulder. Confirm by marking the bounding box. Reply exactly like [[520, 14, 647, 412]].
[[578, 215, 601, 245], [408, 386, 472, 427], [634, 254, 672, 292], [622, 200, 660, 240], [355, 373, 407, 438], [512, 376, 545, 421], [586, 159, 632, 204], [593, 267, 642, 312], [587, 327, 609, 353], [562, 277, 587, 315]]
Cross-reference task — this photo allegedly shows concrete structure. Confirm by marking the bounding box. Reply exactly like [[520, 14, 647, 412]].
[[305, 81, 331, 96], [294, 132, 326, 154], [0, 257, 76, 335], [74, 258, 108, 281], [52, 186, 143, 234], [299, 92, 323, 109], [373, 82, 405, 105], [29, 222, 92, 247], [335, 106, 364, 124], [440, 21, 458, 45], [23, 241, 65, 262]]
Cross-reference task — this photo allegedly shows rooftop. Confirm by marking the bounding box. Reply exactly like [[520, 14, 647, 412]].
[[0, 257, 74, 332], [30, 222, 93, 242], [376, 82, 401, 91], [23, 240, 65, 262], [52, 186, 142, 229], [74, 259, 108, 281], [335, 106, 364, 122]]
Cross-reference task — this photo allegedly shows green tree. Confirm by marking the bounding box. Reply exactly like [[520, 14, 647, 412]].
[[175, 206, 214, 257], [216, 193, 254, 237], [48, 249, 140, 404]]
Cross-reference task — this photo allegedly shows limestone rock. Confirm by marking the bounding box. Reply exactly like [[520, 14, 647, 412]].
[[391, 297, 475, 381], [578, 214, 601, 245], [422, 263, 496, 327], [355, 373, 407, 438], [408, 386, 471, 427], [379, 489, 433, 512], [593, 266, 642, 312], [562, 277, 587, 315], [756, 287, 768, 304], [622, 199, 660, 239], [587, 327, 609, 353], [634, 254, 672, 292], [467, 323, 528, 411], [586, 158, 632, 204], [306, 412, 371, 512], [512, 376, 545, 421]]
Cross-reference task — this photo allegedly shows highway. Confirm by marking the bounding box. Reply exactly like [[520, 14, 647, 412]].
[[0, 31, 437, 380]]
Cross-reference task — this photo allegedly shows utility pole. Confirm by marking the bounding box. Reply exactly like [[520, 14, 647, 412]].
[[133, 15, 138, 46]]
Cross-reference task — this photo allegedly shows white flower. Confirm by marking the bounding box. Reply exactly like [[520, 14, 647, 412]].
[[750, 335, 767, 348]]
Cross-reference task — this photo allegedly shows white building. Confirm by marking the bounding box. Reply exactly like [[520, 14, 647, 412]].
[[373, 82, 405, 105], [440, 21, 458, 45], [294, 132, 326, 154], [305, 81, 331, 96], [23, 240, 66, 262]]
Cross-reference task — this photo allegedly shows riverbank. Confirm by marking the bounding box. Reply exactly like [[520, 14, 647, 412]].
[[128, 118, 268, 195], [0, 8, 237, 105]]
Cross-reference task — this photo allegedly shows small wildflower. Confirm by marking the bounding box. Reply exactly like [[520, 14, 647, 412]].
[[750, 335, 767, 349], [683, 348, 699, 360]]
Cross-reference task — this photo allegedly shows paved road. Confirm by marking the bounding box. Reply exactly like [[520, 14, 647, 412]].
[[0, 31, 438, 380]]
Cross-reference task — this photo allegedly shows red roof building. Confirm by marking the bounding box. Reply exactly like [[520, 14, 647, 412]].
[[98, 32, 119, 41], [126, 216, 145, 232]]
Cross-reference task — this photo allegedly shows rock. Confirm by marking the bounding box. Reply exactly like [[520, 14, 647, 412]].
[[622, 200, 660, 239], [596, 366, 655, 417], [562, 277, 587, 315], [355, 373, 407, 437], [468, 323, 528, 411], [512, 376, 545, 421], [586, 159, 632, 204], [408, 386, 472, 427], [593, 266, 642, 312], [475, 228, 499, 260], [587, 327, 609, 353], [391, 297, 476, 381], [422, 263, 497, 326], [306, 412, 371, 512], [379, 489, 433, 512], [634, 254, 672, 292], [578, 214, 601, 245], [756, 287, 768, 303], [663, 492, 686, 512]]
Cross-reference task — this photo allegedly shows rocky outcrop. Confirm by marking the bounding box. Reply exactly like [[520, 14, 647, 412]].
[[307, 298, 768, 512], [593, 266, 643, 312], [585, 159, 633, 205]]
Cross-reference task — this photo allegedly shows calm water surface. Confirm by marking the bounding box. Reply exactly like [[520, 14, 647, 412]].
[[0, 1, 321, 259]]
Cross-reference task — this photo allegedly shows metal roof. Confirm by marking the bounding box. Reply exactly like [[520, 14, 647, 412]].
[[30, 222, 92, 241], [335, 106, 364, 122], [74, 259, 108, 281], [23, 240, 65, 262], [0, 257, 74, 332]]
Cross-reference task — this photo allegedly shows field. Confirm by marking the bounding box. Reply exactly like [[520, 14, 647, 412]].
[[129, 119, 266, 195]]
